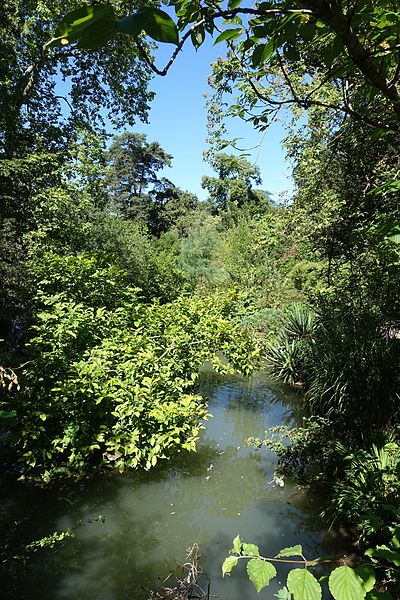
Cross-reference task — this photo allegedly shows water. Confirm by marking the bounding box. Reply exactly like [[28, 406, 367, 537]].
[[0, 371, 346, 599]]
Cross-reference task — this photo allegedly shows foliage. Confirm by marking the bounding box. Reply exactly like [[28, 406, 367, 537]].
[[45, 1, 400, 136], [222, 536, 386, 600], [105, 132, 173, 223], [180, 218, 228, 288], [265, 303, 316, 385], [325, 442, 400, 544], [202, 152, 270, 221], [1, 254, 258, 479]]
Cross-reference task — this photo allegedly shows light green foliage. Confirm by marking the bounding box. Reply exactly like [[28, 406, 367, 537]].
[[3, 255, 257, 479], [247, 558, 277, 593], [222, 536, 388, 599], [24, 530, 75, 553], [180, 217, 228, 288]]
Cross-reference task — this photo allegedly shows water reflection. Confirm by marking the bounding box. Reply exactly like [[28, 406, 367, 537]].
[[1, 371, 343, 600]]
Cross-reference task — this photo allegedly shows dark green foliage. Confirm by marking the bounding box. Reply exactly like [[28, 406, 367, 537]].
[[202, 153, 271, 220], [105, 132, 173, 223], [307, 312, 400, 430]]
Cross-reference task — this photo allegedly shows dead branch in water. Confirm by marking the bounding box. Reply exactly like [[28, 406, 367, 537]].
[[148, 544, 210, 600]]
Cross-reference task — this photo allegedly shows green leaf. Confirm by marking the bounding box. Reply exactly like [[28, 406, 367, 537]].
[[391, 526, 400, 549], [228, 0, 242, 8], [329, 566, 366, 600], [77, 16, 117, 49], [232, 535, 242, 554], [191, 26, 205, 49], [276, 545, 303, 558], [117, 8, 179, 45], [222, 556, 238, 576], [386, 228, 400, 244], [365, 546, 400, 566], [214, 28, 243, 45], [287, 568, 322, 600], [51, 4, 114, 46], [251, 39, 275, 68], [242, 543, 260, 556], [0, 410, 17, 419], [116, 13, 144, 37], [246, 558, 276, 593], [355, 565, 375, 593]]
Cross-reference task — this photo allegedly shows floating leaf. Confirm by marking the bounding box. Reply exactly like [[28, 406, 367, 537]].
[[247, 558, 276, 592], [276, 545, 303, 558], [222, 556, 238, 576], [329, 565, 365, 600], [287, 568, 322, 600]]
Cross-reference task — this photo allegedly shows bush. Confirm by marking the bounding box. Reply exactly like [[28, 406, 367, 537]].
[[2, 262, 258, 480]]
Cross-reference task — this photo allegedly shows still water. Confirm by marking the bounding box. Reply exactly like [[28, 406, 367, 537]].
[[1, 371, 345, 599]]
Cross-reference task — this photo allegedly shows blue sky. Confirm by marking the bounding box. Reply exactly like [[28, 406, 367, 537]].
[[127, 39, 294, 202]]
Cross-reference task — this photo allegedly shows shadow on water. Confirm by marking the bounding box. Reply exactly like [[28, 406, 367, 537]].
[[0, 371, 348, 600]]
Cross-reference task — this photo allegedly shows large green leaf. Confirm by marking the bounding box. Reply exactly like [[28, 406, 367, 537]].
[[51, 4, 114, 46], [287, 568, 322, 600], [77, 16, 117, 49], [117, 8, 179, 45], [276, 545, 303, 558], [355, 565, 376, 593], [214, 28, 243, 45], [365, 546, 400, 566], [246, 558, 276, 592], [0, 410, 17, 419], [222, 556, 238, 576], [329, 565, 366, 600]]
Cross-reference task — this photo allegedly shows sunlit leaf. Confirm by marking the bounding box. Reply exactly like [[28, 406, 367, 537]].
[[117, 8, 179, 45], [232, 534, 242, 554], [51, 4, 114, 47], [276, 545, 303, 558], [214, 28, 243, 45], [247, 558, 276, 592], [287, 568, 322, 600], [242, 543, 260, 556], [329, 565, 365, 600], [222, 556, 238, 576]]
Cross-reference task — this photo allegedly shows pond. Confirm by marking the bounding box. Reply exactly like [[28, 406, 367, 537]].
[[0, 370, 347, 599]]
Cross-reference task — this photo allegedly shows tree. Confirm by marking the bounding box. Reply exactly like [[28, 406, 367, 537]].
[[105, 132, 173, 222], [45, 2, 400, 132], [0, 1, 155, 335], [150, 186, 200, 235], [202, 153, 271, 218]]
